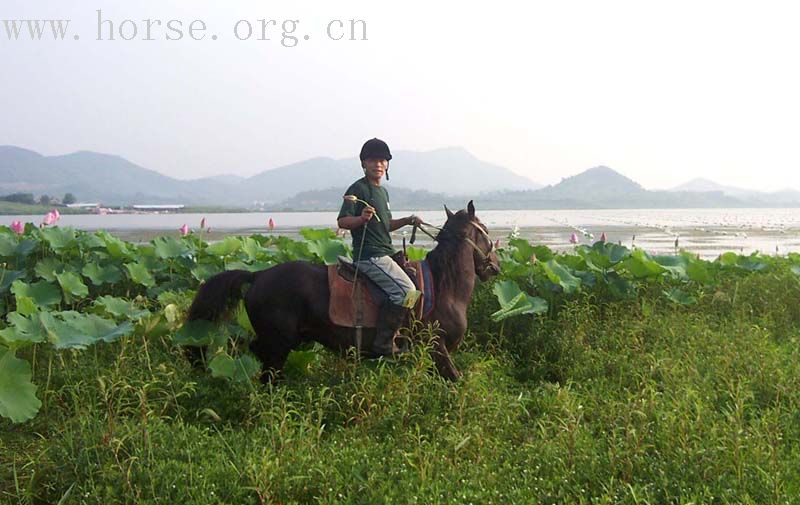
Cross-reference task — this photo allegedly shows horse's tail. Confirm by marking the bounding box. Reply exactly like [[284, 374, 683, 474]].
[[187, 269, 255, 322]]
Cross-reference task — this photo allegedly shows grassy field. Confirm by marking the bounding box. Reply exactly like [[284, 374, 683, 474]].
[[3, 263, 800, 504], [0, 202, 86, 216]]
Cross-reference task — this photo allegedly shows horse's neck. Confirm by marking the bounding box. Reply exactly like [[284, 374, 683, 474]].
[[428, 243, 476, 304]]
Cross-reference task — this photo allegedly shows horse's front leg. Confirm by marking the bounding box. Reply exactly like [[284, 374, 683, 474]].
[[431, 335, 462, 381]]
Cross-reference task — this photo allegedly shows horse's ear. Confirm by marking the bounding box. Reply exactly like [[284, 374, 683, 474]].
[[444, 204, 454, 220], [467, 200, 475, 218]]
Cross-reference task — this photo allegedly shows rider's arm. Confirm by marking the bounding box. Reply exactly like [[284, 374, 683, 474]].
[[338, 205, 376, 230], [389, 215, 419, 232], [338, 215, 368, 230]]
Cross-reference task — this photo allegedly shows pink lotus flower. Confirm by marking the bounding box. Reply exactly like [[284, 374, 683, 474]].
[[42, 211, 57, 226], [10, 221, 24, 235], [51, 209, 60, 221], [569, 232, 579, 244], [600, 232, 607, 242], [179, 224, 189, 236], [200, 217, 206, 229], [494, 239, 501, 249], [268, 218, 275, 231]]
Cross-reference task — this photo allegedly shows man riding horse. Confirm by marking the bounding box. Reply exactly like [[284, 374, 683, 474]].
[[186, 139, 500, 380], [337, 138, 422, 357]]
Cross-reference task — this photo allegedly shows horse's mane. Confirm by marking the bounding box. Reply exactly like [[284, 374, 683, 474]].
[[426, 210, 475, 293]]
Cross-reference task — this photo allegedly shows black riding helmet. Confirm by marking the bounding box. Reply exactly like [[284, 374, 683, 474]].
[[360, 138, 392, 161], [360, 138, 393, 180]]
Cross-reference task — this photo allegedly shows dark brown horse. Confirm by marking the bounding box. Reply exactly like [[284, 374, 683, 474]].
[[186, 201, 500, 381]]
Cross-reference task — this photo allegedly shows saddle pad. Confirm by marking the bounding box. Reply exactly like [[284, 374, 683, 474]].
[[328, 266, 381, 327], [328, 260, 434, 328]]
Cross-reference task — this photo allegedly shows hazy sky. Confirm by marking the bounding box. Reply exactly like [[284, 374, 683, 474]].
[[3, 0, 799, 191]]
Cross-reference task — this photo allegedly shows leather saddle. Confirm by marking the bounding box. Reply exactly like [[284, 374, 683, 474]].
[[327, 253, 434, 328]]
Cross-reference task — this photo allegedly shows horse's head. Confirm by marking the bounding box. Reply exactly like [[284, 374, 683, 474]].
[[441, 200, 501, 281]]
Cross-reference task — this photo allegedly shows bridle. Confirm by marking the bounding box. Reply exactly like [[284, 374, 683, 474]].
[[465, 221, 499, 275], [411, 219, 498, 275]]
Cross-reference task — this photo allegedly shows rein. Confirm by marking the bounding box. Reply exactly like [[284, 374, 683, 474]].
[[412, 220, 495, 265], [411, 221, 440, 243]]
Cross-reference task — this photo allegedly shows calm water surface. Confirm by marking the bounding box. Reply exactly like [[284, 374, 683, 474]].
[[3, 208, 800, 259]]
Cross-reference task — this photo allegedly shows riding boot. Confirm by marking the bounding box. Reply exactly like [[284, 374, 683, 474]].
[[373, 303, 410, 357]]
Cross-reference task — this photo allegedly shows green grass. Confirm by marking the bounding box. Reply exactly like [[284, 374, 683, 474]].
[[2, 265, 800, 504], [0, 202, 89, 216]]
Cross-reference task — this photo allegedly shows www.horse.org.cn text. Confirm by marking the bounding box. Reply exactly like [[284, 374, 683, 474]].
[[2, 10, 369, 47]]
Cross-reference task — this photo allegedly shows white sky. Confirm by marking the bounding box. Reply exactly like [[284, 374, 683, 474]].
[[2, 0, 799, 191]]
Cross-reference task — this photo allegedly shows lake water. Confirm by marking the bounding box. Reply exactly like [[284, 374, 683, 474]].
[[4, 208, 800, 259]]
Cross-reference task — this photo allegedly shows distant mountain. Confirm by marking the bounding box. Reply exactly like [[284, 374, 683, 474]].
[[269, 186, 465, 211], [457, 167, 762, 210], [769, 189, 800, 202], [194, 174, 246, 184], [0, 146, 219, 203], [244, 147, 541, 202], [271, 166, 755, 210], [670, 178, 759, 198], [3, 146, 800, 210], [0, 146, 239, 204], [245, 156, 350, 203], [671, 177, 800, 206], [0, 145, 540, 206], [534, 165, 646, 202], [383, 147, 541, 194]]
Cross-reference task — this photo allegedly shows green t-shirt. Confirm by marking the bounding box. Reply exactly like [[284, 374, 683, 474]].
[[338, 177, 395, 261]]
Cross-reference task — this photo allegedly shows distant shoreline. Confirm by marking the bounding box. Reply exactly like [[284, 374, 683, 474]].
[[0, 203, 254, 216], [102, 223, 800, 260], [5, 204, 800, 216]]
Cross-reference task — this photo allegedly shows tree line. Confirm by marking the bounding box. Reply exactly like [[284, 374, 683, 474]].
[[0, 192, 76, 205]]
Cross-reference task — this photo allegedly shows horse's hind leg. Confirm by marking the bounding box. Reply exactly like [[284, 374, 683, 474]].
[[432, 336, 462, 381], [247, 308, 300, 381]]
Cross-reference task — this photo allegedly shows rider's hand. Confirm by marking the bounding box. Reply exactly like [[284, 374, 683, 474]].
[[409, 215, 422, 226], [361, 206, 376, 223]]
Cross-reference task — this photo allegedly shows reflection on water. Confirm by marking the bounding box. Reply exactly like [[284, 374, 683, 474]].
[[3, 208, 799, 259]]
